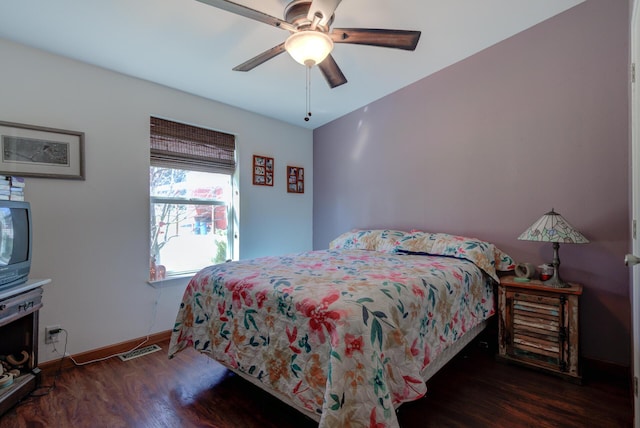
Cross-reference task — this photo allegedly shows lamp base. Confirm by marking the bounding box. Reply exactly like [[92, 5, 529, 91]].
[[543, 276, 570, 288], [542, 251, 570, 288]]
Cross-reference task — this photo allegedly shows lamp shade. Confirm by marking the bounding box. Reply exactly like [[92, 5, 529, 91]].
[[517, 209, 589, 244], [285, 30, 333, 67], [517, 209, 587, 288]]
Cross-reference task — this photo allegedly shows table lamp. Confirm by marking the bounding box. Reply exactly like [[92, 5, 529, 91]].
[[517, 208, 589, 288]]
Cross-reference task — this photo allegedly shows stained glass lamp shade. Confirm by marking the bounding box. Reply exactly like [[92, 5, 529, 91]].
[[517, 209, 589, 287]]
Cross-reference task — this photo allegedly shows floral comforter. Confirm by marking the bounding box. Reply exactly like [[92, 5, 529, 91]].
[[169, 233, 510, 427]]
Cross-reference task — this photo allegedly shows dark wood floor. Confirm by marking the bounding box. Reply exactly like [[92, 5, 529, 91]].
[[1, 338, 632, 427]]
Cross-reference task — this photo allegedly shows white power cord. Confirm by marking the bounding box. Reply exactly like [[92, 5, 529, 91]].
[[52, 284, 162, 366]]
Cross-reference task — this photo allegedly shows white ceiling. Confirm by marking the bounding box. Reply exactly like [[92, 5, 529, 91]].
[[0, 0, 584, 129]]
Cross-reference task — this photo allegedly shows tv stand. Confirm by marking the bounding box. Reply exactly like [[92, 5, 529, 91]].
[[0, 278, 51, 416]]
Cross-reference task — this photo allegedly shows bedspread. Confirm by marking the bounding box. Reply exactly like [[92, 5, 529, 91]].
[[168, 249, 496, 428]]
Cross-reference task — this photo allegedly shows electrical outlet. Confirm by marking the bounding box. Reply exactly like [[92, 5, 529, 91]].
[[45, 325, 61, 344]]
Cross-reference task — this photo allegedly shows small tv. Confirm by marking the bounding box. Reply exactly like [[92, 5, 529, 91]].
[[0, 200, 31, 292]]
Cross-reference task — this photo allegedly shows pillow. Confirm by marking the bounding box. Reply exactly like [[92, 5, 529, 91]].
[[330, 229, 515, 282], [494, 247, 516, 272], [394, 232, 515, 282], [329, 229, 407, 252], [420, 233, 513, 282], [394, 230, 438, 253]]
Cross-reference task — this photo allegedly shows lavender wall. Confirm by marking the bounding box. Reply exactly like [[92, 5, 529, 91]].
[[313, 0, 630, 366]]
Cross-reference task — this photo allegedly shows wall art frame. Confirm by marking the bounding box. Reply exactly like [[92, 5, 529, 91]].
[[287, 165, 304, 194], [253, 155, 274, 186], [0, 120, 85, 180]]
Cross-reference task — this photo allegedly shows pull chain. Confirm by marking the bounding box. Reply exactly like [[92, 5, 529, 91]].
[[304, 65, 312, 122]]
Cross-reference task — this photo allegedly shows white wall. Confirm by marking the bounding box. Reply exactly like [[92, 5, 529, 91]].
[[0, 38, 313, 363]]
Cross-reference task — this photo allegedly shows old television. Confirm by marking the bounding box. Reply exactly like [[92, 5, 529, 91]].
[[0, 200, 31, 292]]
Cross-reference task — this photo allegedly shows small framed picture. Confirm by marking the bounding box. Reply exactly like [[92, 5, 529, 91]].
[[253, 155, 274, 186], [287, 166, 304, 193]]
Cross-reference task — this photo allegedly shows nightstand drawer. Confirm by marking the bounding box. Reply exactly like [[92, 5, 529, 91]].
[[514, 292, 561, 310], [0, 288, 43, 328]]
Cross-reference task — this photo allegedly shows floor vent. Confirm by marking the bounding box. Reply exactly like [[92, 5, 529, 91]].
[[118, 344, 162, 362]]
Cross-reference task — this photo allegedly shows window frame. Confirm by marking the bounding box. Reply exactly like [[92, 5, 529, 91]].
[[149, 170, 235, 281], [148, 117, 237, 283]]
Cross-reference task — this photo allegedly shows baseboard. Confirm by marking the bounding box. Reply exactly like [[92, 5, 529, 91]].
[[582, 356, 631, 384], [39, 330, 171, 376]]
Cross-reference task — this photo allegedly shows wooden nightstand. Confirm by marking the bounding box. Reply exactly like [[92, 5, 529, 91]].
[[497, 275, 582, 383]]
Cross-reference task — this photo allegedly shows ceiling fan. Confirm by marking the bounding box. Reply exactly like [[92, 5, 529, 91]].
[[197, 0, 422, 88]]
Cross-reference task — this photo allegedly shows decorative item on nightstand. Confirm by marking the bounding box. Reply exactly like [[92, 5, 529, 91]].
[[518, 208, 589, 288], [514, 262, 536, 281]]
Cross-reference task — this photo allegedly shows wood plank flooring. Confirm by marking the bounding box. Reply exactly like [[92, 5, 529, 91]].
[[1, 338, 632, 427]]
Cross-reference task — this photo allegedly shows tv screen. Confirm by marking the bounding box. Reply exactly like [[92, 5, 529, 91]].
[[0, 207, 29, 265], [0, 201, 31, 291]]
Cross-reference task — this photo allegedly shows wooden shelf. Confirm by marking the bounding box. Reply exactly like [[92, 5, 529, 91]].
[[0, 373, 37, 416]]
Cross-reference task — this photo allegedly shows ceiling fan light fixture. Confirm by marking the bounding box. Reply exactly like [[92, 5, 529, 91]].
[[285, 30, 333, 67]]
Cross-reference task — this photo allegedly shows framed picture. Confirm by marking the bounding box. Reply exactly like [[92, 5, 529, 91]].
[[0, 121, 85, 180], [253, 155, 274, 186], [287, 165, 304, 193]]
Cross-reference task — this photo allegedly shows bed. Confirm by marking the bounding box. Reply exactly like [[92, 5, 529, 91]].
[[168, 229, 514, 428]]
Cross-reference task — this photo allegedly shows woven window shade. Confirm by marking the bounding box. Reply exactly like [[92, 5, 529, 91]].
[[150, 117, 236, 174]]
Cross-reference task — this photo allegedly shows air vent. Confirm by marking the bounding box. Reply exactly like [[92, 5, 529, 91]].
[[118, 344, 161, 362]]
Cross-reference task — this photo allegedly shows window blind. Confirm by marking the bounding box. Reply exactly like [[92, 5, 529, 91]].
[[150, 117, 236, 174]]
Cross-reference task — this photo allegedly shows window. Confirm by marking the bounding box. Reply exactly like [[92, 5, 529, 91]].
[[149, 117, 236, 281]]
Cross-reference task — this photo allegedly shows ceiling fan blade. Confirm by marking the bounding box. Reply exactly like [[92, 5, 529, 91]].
[[330, 28, 421, 51], [233, 43, 286, 72], [318, 54, 347, 88], [197, 0, 297, 32], [307, 0, 342, 27]]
